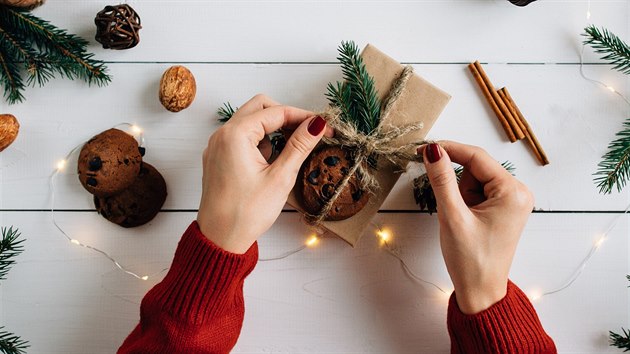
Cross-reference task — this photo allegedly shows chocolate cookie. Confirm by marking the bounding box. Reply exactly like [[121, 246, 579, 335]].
[[94, 163, 167, 227], [77, 128, 143, 196], [300, 145, 370, 221]]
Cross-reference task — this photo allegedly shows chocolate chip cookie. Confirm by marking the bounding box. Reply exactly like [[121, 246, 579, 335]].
[[299, 145, 370, 221], [77, 128, 142, 196], [94, 163, 167, 227]]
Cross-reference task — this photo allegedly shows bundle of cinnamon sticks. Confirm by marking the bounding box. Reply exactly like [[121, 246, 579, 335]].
[[468, 61, 549, 166]]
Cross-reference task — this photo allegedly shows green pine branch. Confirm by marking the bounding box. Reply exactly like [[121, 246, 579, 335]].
[[0, 226, 25, 281], [0, 327, 28, 354], [217, 102, 237, 123], [325, 40, 381, 135], [415, 161, 515, 214], [610, 276, 630, 350], [594, 119, 630, 194], [582, 25, 630, 193], [0, 6, 110, 104], [0, 227, 27, 354], [584, 25, 630, 75]]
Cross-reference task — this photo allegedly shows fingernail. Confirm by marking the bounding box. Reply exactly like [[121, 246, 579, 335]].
[[307, 116, 326, 136], [426, 143, 442, 163], [416, 146, 424, 156]]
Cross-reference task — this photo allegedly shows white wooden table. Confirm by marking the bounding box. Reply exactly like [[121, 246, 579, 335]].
[[1, 1, 629, 353]]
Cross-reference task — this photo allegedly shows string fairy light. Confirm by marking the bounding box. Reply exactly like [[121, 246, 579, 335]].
[[49, 123, 166, 281], [522, 2, 630, 301], [372, 222, 448, 295], [529, 202, 630, 301]]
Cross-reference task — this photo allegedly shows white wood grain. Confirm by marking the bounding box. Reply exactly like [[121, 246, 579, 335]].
[[1, 1, 630, 353], [1, 63, 628, 210], [32, 1, 629, 63], [1, 212, 626, 353]]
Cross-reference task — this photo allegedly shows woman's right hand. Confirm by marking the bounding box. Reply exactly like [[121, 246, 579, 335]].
[[420, 141, 534, 315]]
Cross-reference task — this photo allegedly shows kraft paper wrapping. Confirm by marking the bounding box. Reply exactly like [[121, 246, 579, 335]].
[[287, 44, 451, 246]]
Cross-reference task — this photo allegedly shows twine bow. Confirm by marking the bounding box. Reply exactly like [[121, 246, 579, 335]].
[[307, 65, 426, 225]]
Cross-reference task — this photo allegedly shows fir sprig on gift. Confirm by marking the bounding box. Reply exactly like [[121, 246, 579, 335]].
[[0, 6, 110, 104], [583, 26, 630, 193], [326, 40, 381, 135], [0, 227, 27, 354]]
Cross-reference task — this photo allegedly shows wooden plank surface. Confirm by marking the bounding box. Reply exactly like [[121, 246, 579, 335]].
[[1, 1, 629, 353], [1, 63, 629, 211], [33, 1, 629, 63], [1, 212, 626, 353]]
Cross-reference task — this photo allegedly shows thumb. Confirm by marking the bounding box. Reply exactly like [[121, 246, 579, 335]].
[[422, 143, 467, 216], [271, 116, 326, 178]]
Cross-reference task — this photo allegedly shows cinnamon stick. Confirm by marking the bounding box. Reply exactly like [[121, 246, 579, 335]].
[[498, 88, 543, 164], [468, 63, 516, 142], [499, 87, 549, 166], [472, 61, 525, 141]]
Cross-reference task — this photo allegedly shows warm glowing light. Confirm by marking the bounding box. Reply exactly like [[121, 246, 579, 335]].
[[305, 235, 319, 247], [56, 159, 67, 171], [131, 125, 143, 135], [607, 86, 616, 92], [529, 290, 542, 301], [70, 239, 80, 245], [586, 10, 591, 20], [141, 275, 149, 281], [376, 229, 391, 243], [594, 236, 606, 249]]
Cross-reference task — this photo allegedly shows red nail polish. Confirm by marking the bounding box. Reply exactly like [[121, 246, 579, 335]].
[[426, 143, 442, 163], [307, 116, 326, 136]]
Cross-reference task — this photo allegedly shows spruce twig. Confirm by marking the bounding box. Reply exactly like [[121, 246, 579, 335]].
[[594, 119, 630, 193], [0, 226, 25, 281], [325, 40, 380, 135], [0, 227, 27, 354], [584, 25, 630, 75], [610, 275, 630, 350], [415, 161, 515, 214], [0, 6, 110, 104], [582, 25, 630, 193], [0, 327, 28, 354], [217, 102, 237, 123]]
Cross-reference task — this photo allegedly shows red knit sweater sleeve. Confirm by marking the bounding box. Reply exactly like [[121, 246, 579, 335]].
[[447, 280, 557, 354], [117, 221, 258, 354]]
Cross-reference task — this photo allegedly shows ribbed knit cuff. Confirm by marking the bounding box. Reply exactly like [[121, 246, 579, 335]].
[[447, 280, 556, 354], [146, 221, 258, 325]]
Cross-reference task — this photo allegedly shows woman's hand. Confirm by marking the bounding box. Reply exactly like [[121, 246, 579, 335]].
[[197, 94, 331, 254], [421, 141, 534, 314]]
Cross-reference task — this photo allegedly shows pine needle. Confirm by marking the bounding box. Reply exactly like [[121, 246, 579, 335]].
[[0, 327, 28, 354], [0, 6, 110, 104], [325, 40, 381, 135], [0, 226, 25, 281], [594, 119, 630, 194], [584, 25, 630, 75], [217, 102, 237, 123], [415, 161, 515, 213]]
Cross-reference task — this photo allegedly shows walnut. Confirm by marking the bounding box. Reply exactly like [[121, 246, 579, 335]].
[[0, 0, 45, 9], [159, 66, 196, 112], [0, 114, 19, 152]]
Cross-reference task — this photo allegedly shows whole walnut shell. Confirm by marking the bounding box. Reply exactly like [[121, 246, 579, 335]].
[[0, 114, 19, 152], [0, 0, 45, 9], [159, 66, 196, 112]]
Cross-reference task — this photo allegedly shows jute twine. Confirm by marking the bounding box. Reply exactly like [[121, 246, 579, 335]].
[[307, 65, 426, 225]]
